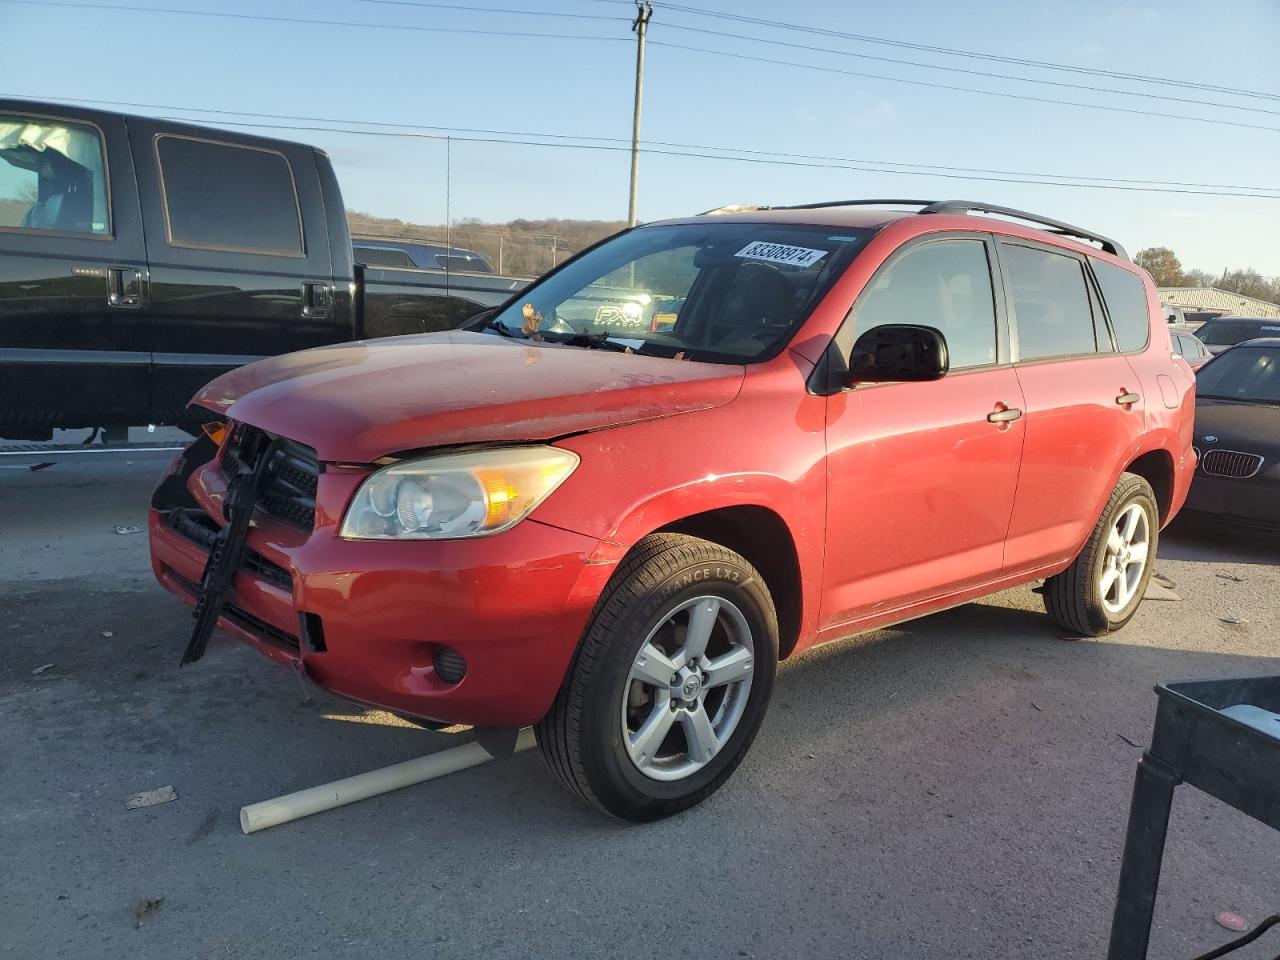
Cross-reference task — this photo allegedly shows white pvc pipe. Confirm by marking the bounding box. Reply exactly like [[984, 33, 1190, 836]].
[[240, 727, 536, 834]]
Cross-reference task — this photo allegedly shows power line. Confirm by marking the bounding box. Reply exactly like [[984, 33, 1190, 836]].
[[658, 21, 1280, 117], [343, 0, 625, 21], [13, 93, 1279, 196], [131, 115, 1280, 199], [0, 0, 630, 40], [649, 41, 1280, 135], [655, 1, 1280, 103], [11, 0, 1276, 135]]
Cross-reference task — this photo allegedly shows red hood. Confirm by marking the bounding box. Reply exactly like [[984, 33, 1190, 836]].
[[193, 332, 744, 462]]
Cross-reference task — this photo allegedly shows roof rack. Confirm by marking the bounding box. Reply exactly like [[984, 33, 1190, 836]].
[[775, 199, 939, 211], [760, 198, 1128, 259], [919, 200, 1127, 259]]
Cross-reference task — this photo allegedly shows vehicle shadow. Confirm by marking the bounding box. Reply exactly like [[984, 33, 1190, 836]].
[[1160, 515, 1280, 566]]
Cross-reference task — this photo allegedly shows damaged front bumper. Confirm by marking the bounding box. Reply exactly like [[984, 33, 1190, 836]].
[[148, 429, 618, 728]]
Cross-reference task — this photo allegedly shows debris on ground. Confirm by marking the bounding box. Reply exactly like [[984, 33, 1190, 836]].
[[31, 663, 54, 676], [133, 897, 163, 928], [1059, 635, 1091, 642], [125, 786, 178, 810], [29, 461, 55, 472], [1152, 572, 1177, 589], [1116, 733, 1144, 748], [1215, 910, 1248, 932], [1218, 617, 1248, 626], [102, 631, 114, 639], [114, 525, 142, 535], [1143, 579, 1182, 602], [1215, 573, 1247, 583], [1031, 702, 1043, 712]]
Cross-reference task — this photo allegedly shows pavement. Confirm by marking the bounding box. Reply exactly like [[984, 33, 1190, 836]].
[[1, 454, 1277, 960]]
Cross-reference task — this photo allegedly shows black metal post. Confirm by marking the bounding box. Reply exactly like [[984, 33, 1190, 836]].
[[1107, 753, 1181, 960]]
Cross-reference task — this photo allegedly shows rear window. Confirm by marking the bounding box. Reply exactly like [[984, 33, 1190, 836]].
[[156, 135, 303, 255], [354, 246, 414, 268], [1092, 259, 1150, 352], [1002, 243, 1098, 361], [1196, 319, 1280, 346]]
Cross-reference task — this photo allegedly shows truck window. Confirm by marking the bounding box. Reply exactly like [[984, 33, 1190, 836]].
[[0, 114, 109, 235], [1002, 243, 1099, 361], [354, 246, 414, 268], [156, 135, 303, 255]]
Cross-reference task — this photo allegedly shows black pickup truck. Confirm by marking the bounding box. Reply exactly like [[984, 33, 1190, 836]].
[[0, 99, 530, 440]]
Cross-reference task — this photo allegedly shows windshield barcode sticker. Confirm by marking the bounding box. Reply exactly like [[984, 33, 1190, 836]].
[[735, 241, 827, 268]]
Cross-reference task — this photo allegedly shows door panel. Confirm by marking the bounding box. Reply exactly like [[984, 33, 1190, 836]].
[[821, 370, 1026, 628], [996, 239, 1147, 573], [127, 119, 338, 425], [0, 105, 147, 432], [1003, 357, 1146, 571], [818, 234, 1022, 631]]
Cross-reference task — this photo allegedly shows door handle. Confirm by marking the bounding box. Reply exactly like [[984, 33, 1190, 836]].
[[302, 281, 332, 318], [107, 266, 143, 308], [987, 405, 1023, 424], [1116, 391, 1141, 406]]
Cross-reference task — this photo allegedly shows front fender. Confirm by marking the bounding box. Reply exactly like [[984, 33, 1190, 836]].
[[532, 371, 829, 652]]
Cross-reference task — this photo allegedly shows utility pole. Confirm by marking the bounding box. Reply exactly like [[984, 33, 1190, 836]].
[[627, 1, 653, 227]]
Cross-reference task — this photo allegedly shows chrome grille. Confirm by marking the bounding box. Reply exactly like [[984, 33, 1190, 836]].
[[222, 426, 320, 530], [1200, 449, 1264, 479]]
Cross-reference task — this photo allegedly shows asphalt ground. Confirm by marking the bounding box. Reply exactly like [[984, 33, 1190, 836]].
[[2, 455, 1277, 960]]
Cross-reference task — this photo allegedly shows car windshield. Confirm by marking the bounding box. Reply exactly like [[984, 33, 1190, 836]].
[[1196, 319, 1280, 346], [483, 222, 874, 362], [1196, 345, 1280, 403]]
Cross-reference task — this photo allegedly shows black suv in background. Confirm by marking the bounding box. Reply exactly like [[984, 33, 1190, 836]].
[[353, 237, 495, 273], [1194, 316, 1280, 355], [0, 99, 530, 440]]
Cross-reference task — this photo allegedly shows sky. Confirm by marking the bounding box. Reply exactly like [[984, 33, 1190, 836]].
[[3, 0, 1278, 274]]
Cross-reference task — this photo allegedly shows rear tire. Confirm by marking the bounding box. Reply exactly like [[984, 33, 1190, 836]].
[[1043, 473, 1158, 636], [536, 533, 778, 821]]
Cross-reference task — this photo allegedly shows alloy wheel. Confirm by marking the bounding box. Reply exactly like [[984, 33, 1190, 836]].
[[1099, 502, 1151, 614], [621, 595, 755, 782]]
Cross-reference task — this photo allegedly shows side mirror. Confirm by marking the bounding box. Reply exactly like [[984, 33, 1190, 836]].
[[847, 324, 949, 385]]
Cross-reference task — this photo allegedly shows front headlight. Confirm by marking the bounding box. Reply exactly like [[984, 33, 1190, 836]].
[[340, 446, 579, 540]]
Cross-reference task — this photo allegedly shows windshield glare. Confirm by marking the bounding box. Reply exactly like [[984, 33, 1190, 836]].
[[1197, 345, 1280, 403], [487, 223, 873, 362]]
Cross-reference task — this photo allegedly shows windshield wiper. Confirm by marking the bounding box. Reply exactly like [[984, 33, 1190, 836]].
[[477, 318, 646, 353], [538, 330, 635, 352], [477, 316, 518, 338]]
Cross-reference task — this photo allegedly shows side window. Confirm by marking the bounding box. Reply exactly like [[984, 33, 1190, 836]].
[[852, 238, 998, 369], [354, 246, 414, 268], [437, 255, 492, 273], [0, 114, 109, 235], [1171, 334, 1187, 356], [1002, 243, 1097, 361], [1092, 259, 1151, 352], [156, 135, 303, 254]]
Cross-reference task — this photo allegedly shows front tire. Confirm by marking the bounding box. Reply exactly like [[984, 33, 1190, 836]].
[[537, 533, 778, 821], [1043, 473, 1158, 636]]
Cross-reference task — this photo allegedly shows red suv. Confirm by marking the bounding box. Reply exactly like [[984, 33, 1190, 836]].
[[150, 200, 1196, 820]]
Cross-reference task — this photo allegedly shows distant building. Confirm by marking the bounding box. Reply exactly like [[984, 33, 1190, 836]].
[[1158, 286, 1280, 319]]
